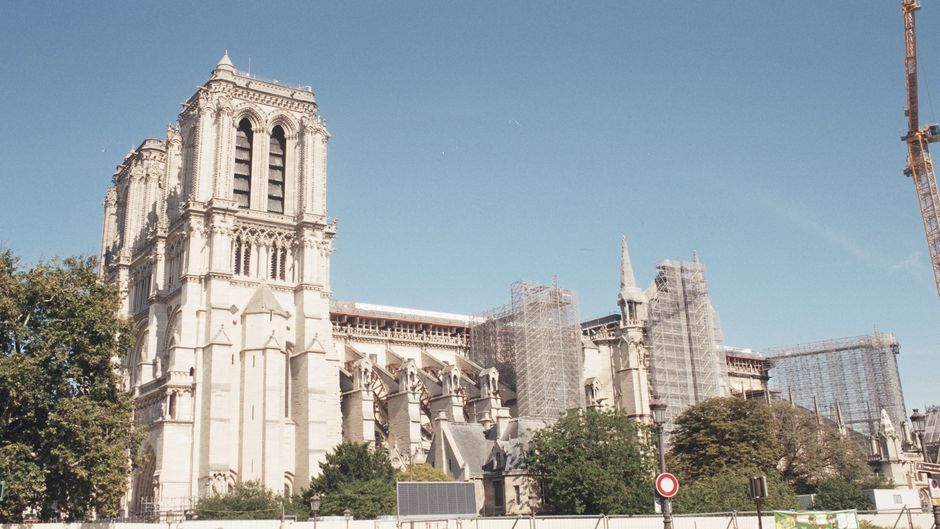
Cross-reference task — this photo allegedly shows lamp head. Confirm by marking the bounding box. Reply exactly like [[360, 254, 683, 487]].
[[911, 409, 927, 434], [309, 493, 321, 512], [650, 395, 667, 425]]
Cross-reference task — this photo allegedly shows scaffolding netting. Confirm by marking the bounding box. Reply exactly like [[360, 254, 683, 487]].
[[767, 332, 906, 438], [470, 281, 584, 419], [646, 258, 728, 430]]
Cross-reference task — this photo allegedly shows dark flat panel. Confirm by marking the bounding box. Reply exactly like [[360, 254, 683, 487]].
[[396, 482, 477, 517]]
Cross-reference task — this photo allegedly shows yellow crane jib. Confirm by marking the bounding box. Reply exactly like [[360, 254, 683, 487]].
[[901, 0, 940, 297]]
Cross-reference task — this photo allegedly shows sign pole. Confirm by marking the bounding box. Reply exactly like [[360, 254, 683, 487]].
[[749, 476, 768, 529], [655, 432, 674, 529], [927, 472, 940, 529]]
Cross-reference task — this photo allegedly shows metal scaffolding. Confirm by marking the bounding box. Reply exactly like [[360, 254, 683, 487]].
[[469, 302, 516, 389], [767, 332, 907, 438], [470, 281, 584, 419], [646, 257, 728, 429]]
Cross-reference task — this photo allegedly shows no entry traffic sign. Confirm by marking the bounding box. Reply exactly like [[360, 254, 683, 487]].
[[656, 472, 679, 498]]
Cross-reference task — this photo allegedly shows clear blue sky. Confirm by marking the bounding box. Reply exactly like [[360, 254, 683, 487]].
[[1, 2, 938, 413]]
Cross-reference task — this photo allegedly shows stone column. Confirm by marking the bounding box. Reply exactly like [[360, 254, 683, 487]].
[[312, 129, 328, 216], [388, 360, 424, 461], [341, 358, 376, 443], [251, 125, 270, 211], [213, 101, 234, 201], [201, 326, 236, 485], [194, 92, 217, 202]]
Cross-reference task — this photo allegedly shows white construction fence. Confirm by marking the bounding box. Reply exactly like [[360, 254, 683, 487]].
[[1, 512, 935, 529]]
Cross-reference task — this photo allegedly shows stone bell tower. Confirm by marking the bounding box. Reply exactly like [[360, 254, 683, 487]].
[[613, 236, 652, 421], [100, 52, 340, 512]]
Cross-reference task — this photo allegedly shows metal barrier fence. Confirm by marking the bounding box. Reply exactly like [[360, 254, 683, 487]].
[[1, 511, 934, 529]]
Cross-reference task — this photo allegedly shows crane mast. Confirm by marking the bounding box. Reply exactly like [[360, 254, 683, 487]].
[[902, 0, 940, 297]]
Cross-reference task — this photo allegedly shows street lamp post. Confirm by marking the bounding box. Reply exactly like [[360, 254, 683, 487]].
[[650, 396, 673, 529], [910, 409, 940, 528], [308, 493, 321, 529]]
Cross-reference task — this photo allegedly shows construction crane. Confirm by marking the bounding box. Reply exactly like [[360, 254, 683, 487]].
[[902, 0, 940, 297]]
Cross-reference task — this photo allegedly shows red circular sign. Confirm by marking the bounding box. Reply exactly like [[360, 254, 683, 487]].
[[656, 472, 679, 498]]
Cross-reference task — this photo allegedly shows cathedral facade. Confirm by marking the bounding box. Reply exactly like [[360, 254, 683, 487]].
[[99, 55, 521, 515]]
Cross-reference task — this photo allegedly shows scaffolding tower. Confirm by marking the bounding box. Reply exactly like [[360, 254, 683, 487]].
[[469, 281, 584, 419], [646, 257, 728, 429], [767, 333, 906, 438], [469, 301, 516, 389]]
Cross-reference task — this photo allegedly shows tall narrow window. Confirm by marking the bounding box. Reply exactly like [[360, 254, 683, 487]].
[[268, 126, 285, 213], [234, 236, 243, 275], [234, 119, 253, 208], [270, 244, 279, 279], [233, 236, 251, 276]]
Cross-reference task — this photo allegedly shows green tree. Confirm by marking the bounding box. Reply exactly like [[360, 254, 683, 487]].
[[770, 401, 870, 493], [303, 442, 396, 519], [193, 481, 307, 520], [671, 472, 800, 514], [527, 408, 655, 515], [397, 463, 449, 482], [0, 444, 44, 521], [669, 398, 872, 497], [0, 252, 140, 522], [814, 478, 874, 511], [670, 398, 779, 481]]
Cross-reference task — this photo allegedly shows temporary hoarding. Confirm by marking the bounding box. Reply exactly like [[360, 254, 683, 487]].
[[774, 510, 859, 529]]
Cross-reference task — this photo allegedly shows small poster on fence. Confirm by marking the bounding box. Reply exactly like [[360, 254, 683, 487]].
[[774, 510, 859, 529]]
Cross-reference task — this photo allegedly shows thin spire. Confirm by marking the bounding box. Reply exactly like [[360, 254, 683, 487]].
[[617, 236, 647, 315], [620, 235, 636, 291]]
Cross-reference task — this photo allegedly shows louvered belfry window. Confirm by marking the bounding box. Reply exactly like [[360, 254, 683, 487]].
[[233, 119, 253, 208], [268, 126, 286, 213]]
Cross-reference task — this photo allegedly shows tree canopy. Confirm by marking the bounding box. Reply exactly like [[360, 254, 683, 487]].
[[0, 251, 140, 522], [527, 408, 655, 515], [769, 401, 870, 493], [668, 396, 875, 513], [670, 397, 779, 481], [303, 442, 396, 519]]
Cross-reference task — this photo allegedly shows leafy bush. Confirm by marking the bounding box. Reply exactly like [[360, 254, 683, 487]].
[[671, 472, 800, 514], [397, 463, 449, 482], [814, 478, 874, 511], [303, 442, 397, 519], [193, 481, 305, 520]]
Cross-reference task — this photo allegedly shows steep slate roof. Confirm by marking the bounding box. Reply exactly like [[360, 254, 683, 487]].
[[448, 422, 494, 475]]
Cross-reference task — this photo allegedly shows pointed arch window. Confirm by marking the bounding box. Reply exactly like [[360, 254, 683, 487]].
[[234, 236, 251, 276], [268, 126, 286, 213], [234, 119, 253, 208], [268, 241, 288, 281]]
